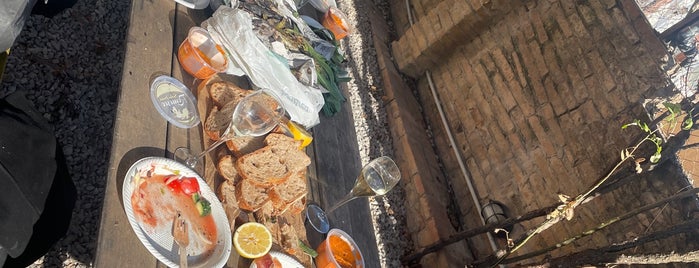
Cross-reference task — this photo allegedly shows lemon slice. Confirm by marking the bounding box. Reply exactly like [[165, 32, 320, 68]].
[[286, 120, 313, 149], [233, 222, 273, 259]]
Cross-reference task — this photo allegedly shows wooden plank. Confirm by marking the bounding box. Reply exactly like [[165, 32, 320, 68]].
[[167, 5, 207, 175], [308, 85, 380, 265], [93, 0, 176, 267]]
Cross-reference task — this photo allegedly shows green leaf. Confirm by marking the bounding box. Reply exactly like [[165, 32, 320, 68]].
[[298, 239, 318, 257], [683, 117, 693, 130], [650, 152, 661, 163], [641, 122, 650, 132], [683, 108, 694, 130], [663, 102, 681, 120], [622, 119, 641, 130]]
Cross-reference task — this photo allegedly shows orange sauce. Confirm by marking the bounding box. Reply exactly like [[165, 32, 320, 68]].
[[315, 234, 357, 268], [322, 8, 350, 40], [177, 39, 226, 80], [131, 174, 217, 254]]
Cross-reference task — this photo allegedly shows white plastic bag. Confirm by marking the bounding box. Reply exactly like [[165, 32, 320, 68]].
[[203, 7, 324, 128], [0, 0, 37, 51]]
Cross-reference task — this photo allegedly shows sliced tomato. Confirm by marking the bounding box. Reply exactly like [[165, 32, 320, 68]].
[[164, 175, 183, 194], [179, 177, 200, 195]]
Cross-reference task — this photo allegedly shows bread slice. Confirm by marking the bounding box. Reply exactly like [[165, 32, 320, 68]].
[[235, 177, 270, 212], [204, 101, 236, 141], [217, 179, 240, 227], [280, 223, 301, 257], [225, 135, 265, 158], [236, 144, 311, 188], [287, 197, 306, 215], [269, 170, 307, 215], [263, 133, 302, 150], [208, 81, 251, 108], [217, 154, 240, 184]]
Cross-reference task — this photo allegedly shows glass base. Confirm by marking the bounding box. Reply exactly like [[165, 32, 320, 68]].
[[174, 147, 200, 169], [305, 204, 330, 234]]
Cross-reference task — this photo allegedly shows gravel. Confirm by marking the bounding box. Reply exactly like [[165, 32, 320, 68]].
[[0, 0, 410, 267]]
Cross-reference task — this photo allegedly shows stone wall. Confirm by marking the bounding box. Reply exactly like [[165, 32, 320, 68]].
[[387, 0, 699, 266]]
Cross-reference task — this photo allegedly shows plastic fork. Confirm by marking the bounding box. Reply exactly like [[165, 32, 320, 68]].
[[172, 211, 189, 268]]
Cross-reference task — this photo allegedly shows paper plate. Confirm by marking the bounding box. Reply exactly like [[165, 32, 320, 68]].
[[122, 157, 231, 268], [249, 251, 304, 268]]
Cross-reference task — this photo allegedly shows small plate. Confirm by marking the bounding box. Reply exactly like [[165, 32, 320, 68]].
[[122, 157, 231, 268], [249, 251, 304, 268]]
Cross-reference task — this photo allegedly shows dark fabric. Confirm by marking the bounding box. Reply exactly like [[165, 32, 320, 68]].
[[3, 143, 75, 268], [0, 91, 75, 265], [31, 0, 78, 18]]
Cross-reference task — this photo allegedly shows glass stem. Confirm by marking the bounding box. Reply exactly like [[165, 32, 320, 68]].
[[325, 193, 358, 214], [189, 138, 227, 165]]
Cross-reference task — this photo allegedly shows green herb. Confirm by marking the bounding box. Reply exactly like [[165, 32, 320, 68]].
[[196, 198, 211, 216], [298, 239, 318, 258]]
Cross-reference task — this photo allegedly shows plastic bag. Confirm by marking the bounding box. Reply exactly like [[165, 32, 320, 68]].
[[203, 7, 324, 128], [0, 0, 37, 51]]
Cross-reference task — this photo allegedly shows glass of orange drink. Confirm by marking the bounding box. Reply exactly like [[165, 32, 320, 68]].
[[177, 27, 228, 80], [315, 229, 364, 268]]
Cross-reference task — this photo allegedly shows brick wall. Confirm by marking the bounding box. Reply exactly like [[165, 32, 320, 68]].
[[388, 0, 698, 265]]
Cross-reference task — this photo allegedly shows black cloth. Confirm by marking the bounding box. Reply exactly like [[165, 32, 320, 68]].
[[0, 91, 76, 267]]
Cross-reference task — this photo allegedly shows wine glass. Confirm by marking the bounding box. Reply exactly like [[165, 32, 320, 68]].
[[175, 89, 285, 169], [306, 156, 401, 233]]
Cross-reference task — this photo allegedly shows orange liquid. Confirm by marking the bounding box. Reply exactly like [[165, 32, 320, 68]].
[[322, 9, 350, 40], [315, 235, 357, 268], [178, 38, 227, 80]]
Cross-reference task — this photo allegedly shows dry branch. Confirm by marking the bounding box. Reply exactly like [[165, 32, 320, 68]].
[[543, 218, 699, 267], [501, 188, 699, 264]]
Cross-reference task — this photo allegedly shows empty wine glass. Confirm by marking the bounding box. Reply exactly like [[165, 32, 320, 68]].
[[306, 156, 401, 233], [175, 90, 285, 169]]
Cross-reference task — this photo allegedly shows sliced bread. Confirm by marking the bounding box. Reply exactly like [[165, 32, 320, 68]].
[[280, 223, 301, 257], [225, 135, 265, 158], [263, 132, 302, 150], [217, 179, 240, 227], [287, 197, 306, 215], [236, 144, 311, 188], [204, 101, 236, 141], [235, 176, 270, 212], [269, 170, 307, 215], [208, 81, 251, 108], [216, 154, 240, 184]]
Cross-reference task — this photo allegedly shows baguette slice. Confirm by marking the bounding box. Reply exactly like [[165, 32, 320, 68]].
[[208, 81, 251, 108], [217, 179, 240, 227], [216, 154, 240, 184], [269, 170, 307, 215], [225, 135, 265, 158], [235, 177, 270, 212]]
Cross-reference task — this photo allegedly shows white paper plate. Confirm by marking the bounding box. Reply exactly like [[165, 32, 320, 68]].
[[249, 251, 304, 268], [123, 157, 231, 268]]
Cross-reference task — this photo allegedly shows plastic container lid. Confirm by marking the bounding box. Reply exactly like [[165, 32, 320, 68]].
[[150, 76, 200, 128]]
